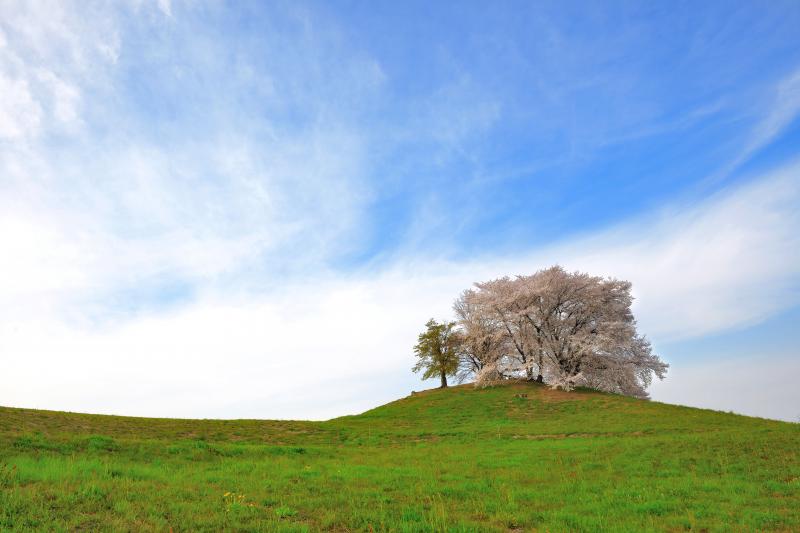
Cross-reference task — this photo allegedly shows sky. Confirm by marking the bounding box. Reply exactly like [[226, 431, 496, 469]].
[[1, 0, 800, 422]]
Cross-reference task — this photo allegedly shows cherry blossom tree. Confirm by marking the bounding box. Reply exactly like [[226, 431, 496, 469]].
[[453, 289, 508, 383], [457, 266, 668, 397]]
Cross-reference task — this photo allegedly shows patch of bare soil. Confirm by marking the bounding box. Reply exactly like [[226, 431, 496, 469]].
[[536, 387, 592, 403]]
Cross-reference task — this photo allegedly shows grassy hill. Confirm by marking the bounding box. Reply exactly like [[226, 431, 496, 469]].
[[1, 382, 798, 531]]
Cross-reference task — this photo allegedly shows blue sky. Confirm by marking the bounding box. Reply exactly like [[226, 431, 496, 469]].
[[1, 1, 799, 421]]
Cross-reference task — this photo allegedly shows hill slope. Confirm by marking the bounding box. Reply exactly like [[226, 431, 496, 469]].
[[1, 382, 798, 531]]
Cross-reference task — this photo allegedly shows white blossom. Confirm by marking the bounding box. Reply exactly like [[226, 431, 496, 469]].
[[456, 266, 668, 397]]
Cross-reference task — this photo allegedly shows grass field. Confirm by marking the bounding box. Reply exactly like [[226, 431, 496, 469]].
[[1, 382, 798, 531]]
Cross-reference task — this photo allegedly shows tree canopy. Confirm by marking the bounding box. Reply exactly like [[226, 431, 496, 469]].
[[414, 266, 668, 398], [412, 319, 461, 388]]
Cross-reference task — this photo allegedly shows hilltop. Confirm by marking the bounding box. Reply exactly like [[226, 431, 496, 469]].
[[1, 382, 798, 531]]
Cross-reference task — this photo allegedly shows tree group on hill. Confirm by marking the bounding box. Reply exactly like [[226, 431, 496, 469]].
[[412, 265, 668, 398]]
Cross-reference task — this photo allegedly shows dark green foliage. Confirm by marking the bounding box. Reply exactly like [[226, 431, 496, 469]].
[[0, 382, 798, 531]]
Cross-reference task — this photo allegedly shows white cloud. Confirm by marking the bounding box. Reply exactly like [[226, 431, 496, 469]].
[[0, 0, 376, 305], [156, 0, 172, 18], [742, 68, 800, 160], [550, 162, 800, 339], [707, 66, 800, 183], [0, 72, 41, 139], [1, 160, 799, 419], [0, 1, 121, 73], [36, 68, 81, 126], [0, 2, 120, 140], [0, 281, 435, 419], [1, 1, 799, 422]]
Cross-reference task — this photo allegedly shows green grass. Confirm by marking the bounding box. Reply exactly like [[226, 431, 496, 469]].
[[1, 382, 798, 531]]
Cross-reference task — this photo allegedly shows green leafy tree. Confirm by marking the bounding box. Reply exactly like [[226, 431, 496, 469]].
[[412, 319, 461, 388]]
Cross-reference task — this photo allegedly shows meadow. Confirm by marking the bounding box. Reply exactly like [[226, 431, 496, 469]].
[[1, 382, 798, 531]]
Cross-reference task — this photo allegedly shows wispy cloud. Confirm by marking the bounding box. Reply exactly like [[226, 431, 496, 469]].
[[0, 1, 379, 320], [2, 160, 798, 418], [1, 1, 799, 420], [550, 162, 800, 339], [739, 68, 800, 162], [701, 66, 800, 187], [0, 1, 120, 140]]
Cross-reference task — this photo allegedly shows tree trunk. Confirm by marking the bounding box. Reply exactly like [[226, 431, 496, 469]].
[[536, 354, 544, 383], [440, 372, 448, 388]]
